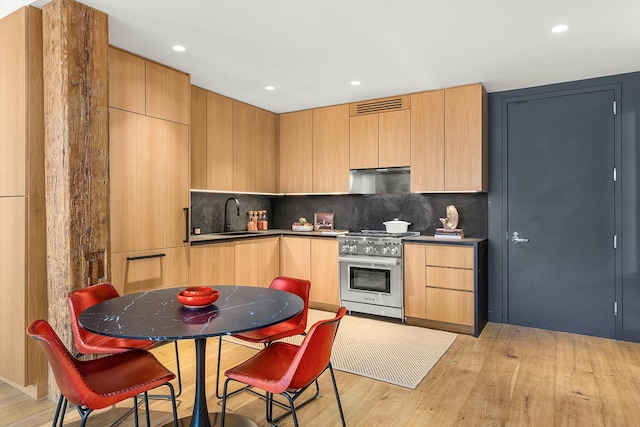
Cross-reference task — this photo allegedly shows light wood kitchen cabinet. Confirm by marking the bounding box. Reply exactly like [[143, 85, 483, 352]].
[[280, 236, 340, 308], [410, 84, 487, 192], [310, 238, 340, 307], [349, 95, 411, 170], [235, 237, 280, 287], [111, 247, 189, 295], [0, 6, 47, 398], [281, 236, 311, 280], [312, 105, 350, 193], [190, 86, 207, 189], [108, 47, 145, 114], [109, 108, 190, 292], [205, 90, 234, 191], [255, 108, 278, 193], [234, 101, 257, 192], [279, 110, 313, 193], [109, 46, 189, 126], [404, 240, 487, 336], [145, 60, 190, 125], [190, 242, 235, 286]]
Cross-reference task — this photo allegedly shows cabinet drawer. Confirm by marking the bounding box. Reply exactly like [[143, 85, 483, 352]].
[[112, 246, 189, 294], [426, 244, 473, 269], [426, 287, 474, 326], [426, 266, 474, 291]]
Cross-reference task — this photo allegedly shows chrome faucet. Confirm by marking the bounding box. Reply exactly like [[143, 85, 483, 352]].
[[223, 197, 240, 232]]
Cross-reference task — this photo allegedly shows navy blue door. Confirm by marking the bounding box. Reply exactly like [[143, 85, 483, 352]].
[[506, 89, 616, 338]]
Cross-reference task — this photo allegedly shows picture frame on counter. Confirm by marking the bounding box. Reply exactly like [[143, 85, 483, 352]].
[[314, 212, 334, 231]]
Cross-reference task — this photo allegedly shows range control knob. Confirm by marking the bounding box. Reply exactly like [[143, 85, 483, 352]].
[[390, 246, 400, 255], [341, 244, 350, 252], [382, 246, 391, 255], [349, 245, 358, 253], [365, 245, 374, 253]]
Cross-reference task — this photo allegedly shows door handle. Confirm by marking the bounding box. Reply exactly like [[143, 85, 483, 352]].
[[512, 232, 529, 244]]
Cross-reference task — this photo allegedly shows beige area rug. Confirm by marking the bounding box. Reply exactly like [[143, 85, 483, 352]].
[[223, 309, 457, 389]]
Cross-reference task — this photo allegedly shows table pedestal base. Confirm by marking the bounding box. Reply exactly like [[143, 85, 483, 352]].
[[166, 413, 258, 427]]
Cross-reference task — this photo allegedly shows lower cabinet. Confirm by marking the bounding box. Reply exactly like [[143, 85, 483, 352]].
[[281, 236, 340, 309], [404, 240, 487, 336], [111, 246, 190, 295], [190, 237, 280, 288]]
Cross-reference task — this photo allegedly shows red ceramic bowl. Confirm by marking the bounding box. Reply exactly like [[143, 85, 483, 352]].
[[182, 286, 216, 297], [177, 289, 219, 308]]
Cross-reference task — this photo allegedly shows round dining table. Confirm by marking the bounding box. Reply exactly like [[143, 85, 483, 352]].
[[78, 285, 304, 427]]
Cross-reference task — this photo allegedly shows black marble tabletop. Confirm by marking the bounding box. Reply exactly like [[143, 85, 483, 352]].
[[78, 285, 304, 341]]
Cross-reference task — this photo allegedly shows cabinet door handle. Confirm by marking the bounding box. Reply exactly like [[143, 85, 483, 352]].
[[127, 253, 166, 261], [183, 207, 189, 243]]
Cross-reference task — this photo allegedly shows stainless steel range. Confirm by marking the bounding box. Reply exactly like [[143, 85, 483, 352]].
[[338, 230, 419, 320]]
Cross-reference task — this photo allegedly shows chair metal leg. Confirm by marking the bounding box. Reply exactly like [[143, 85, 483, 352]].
[[216, 336, 224, 399], [133, 394, 139, 426], [329, 363, 347, 427], [221, 377, 232, 427], [52, 395, 66, 427], [149, 341, 182, 399], [282, 392, 299, 427], [144, 391, 151, 427]]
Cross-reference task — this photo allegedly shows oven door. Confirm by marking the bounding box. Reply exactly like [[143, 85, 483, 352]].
[[339, 255, 403, 309]]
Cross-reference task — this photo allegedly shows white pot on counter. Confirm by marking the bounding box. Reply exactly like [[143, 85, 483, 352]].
[[383, 218, 411, 233]]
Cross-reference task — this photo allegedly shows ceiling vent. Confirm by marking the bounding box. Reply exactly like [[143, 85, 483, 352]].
[[350, 95, 410, 116]]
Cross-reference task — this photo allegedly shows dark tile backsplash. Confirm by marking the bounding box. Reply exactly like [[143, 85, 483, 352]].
[[191, 192, 487, 238]]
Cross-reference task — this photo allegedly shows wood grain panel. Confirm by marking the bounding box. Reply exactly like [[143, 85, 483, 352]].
[[108, 47, 145, 113], [379, 109, 411, 167], [190, 243, 235, 286], [280, 236, 311, 280], [349, 114, 378, 169], [444, 83, 487, 191], [206, 91, 234, 191], [233, 101, 257, 192], [0, 8, 26, 197], [426, 287, 474, 326], [279, 110, 312, 193], [0, 198, 27, 384], [404, 243, 426, 318], [426, 244, 474, 269], [426, 266, 474, 291], [145, 61, 189, 124], [410, 90, 444, 192], [111, 246, 189, 295], [255, 108, 277, 193], [312, 104, 350, 193], [258, 237, 281, 288], [164, 120, 190, 247], [310, 238, 340, 305], [190, 85, 207, 189]]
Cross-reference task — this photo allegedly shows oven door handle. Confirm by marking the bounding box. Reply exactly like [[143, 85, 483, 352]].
[[338, 255, 401, 266]]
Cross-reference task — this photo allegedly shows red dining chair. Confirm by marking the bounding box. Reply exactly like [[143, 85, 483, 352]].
[[67, 283, 182, 398], [221, 307, 347, 427], [215, 276, 311, 399], [26, 319, 178, 427]]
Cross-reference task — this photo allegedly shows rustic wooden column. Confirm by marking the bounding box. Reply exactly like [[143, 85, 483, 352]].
[[42, 0, 109, 398]]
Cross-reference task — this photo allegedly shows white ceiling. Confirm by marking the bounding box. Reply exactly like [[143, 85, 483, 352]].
[[4, 0, 640, 113]]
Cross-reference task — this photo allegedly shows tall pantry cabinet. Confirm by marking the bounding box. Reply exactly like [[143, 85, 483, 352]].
[[108, 47, 190, 294], [0, 7, 48, 398]]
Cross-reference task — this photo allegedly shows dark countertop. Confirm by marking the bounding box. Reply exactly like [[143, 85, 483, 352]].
[[190, 228, 347, 245], [403, 236, 487, 244]]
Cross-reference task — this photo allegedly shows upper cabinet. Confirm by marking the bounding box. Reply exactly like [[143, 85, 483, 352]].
[[411, 84, 487, 192], [279, 110, 313, 193], [190, 86, 277, 192], [349, 95, 411, 170], [109, 47, 189, 125], [313, 104, 350, 193]]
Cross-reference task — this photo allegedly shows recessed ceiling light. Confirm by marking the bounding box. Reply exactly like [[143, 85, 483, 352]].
[[265, 86, 275, 91], [172, 45, 186, 52], [350, 80, 361, 86], [552, 24, 568, 33]]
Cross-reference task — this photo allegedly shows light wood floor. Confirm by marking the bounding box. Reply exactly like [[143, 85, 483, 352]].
[[3, 320, 640, 426]]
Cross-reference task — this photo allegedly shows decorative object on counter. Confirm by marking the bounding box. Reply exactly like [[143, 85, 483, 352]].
[[257, 210, 268, 230], [314, 212, 334, 231], [292, 217, 314, 231], [383, 218, 411, 233], [247, 211, 257, 230], [192, 227, 201, 235], [436, 205, 464, 238], [439, 205, 459, 230], [176, 287, 219, 308]]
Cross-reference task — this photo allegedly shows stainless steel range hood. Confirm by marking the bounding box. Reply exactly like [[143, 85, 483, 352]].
[[349, 167, 410, 194]]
